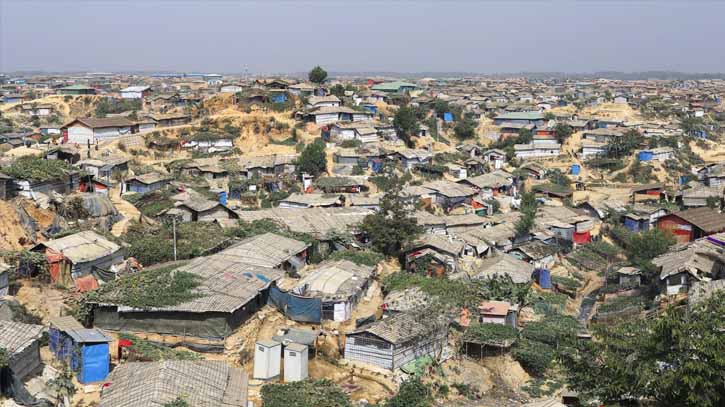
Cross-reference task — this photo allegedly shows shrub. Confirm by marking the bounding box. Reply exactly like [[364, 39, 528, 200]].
[[512, 338, 556, 376], [327, 250, 384, 267], [261, 379, 351, 407]]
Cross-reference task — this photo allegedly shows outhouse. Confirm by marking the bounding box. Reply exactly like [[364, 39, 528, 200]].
[[283, 343, 309, 382], [49, 316, 112, 383], [253, 339, 281, 380]]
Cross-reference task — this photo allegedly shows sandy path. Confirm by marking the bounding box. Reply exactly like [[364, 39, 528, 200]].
[[110, 188, 141, 236]]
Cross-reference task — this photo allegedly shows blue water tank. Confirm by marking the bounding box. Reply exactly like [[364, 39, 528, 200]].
[[571, 164, 581, 175], [443, 112, 453, 122], [638, 151, 653, 161]]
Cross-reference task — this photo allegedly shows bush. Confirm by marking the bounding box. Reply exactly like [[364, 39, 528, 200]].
[[384, 378, 433, 407], [5, 156, 70, 181], [261, 379, 351, 407], [463, 323, 518, 345], [327, 249, 384, 267], [118, 333, 202, 362], [512, 339, 556, 376], [520, 314, 580, 347]]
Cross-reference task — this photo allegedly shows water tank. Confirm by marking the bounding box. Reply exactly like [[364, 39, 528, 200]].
[[283, 343, 309, 382], [570, 164, 580, 175], [253, 340, 281, 380]]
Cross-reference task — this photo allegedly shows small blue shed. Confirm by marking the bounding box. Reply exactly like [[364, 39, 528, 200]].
[[443, 112, 453, 122], [638, 151, 653, 161], [535, 269, 551, 289], [570, 164, 581, 175], [49, 316, 111, 384]]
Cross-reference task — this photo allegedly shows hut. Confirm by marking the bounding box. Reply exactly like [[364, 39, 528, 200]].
[[92, 246, 284, 339], [99, 361, 248, 407], [32, 230, 124, 287], [48, 316, 111, 384], [0, 321, 44, 380], [344, 312, 449, 371], [293, 259, 374, 321]]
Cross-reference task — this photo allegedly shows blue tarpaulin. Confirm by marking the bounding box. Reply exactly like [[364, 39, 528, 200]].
[[443, 112, 453, 122], [270, 286, 321, 323], [363, 104, 377, 113], [77, 343, 109, 384], [638, 151, 653, 161]]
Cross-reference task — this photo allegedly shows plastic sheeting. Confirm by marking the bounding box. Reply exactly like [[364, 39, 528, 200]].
[[269, 286, 321, 323], [77, 343, 109, 384], [0, 367, 53, 407]]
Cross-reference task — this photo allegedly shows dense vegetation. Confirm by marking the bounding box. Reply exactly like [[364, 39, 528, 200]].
[[124, 221, 231, 265], [118, 333, 202, 362], [261, 379, 351, 407], [563, 295, 725, 406], [4, 156, 71, 181]]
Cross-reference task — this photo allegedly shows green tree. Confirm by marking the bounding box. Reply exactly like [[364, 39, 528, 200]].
[[553, 123, 573, 144], [453, 117, 477, 140], [517, 127, 533, 144], [432, 99, 450, 117], [606, 128, 641, 158], [562, 295, 725, 406], [296, 138, 327, 177], [544, 111, 556, 121], [393, 106, 420, 146], [680, 115, 705, 137], [627, 228, 676, 264], [308, 66, 328, 84], [514, 188, 538, 238], [361, 167, 423, 258], [329, 83, 345, 97]]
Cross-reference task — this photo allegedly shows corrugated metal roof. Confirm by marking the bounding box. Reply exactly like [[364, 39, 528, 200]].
[[100, 360, 247, 407], [0, 321, 44, 355], [36, 230, 121, 265]]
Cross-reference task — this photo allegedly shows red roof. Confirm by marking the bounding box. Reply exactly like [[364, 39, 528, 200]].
[[478, 300, 511, 316]]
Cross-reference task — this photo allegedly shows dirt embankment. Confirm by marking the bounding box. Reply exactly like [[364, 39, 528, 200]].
[[0, 199, 57, 251]]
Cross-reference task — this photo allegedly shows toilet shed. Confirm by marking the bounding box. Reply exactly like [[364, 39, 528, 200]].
[[253, 340, 281, 380], [49, 316, 112, 384], [283, 343, 309, 382]]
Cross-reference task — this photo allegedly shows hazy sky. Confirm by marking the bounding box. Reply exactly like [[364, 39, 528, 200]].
[[2, 0, 724, 74]]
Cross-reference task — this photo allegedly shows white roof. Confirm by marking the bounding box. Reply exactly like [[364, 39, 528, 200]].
[[121, 86, 150, 92]]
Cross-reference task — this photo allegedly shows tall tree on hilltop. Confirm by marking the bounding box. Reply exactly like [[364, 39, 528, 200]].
[[308, 66, 328, 85]]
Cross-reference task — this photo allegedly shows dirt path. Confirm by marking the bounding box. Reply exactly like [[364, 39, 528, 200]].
[[110, 189, 141, 236]]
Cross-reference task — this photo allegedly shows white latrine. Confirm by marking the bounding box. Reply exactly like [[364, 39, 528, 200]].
[[253, 340, 281, 380], [283, 343, 309, 382]]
